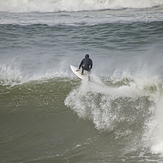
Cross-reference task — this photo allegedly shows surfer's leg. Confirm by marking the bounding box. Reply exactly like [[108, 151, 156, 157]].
[[81, 68, 84, 75], [88, 69, 91, 81], [88, 74, 90, 81]]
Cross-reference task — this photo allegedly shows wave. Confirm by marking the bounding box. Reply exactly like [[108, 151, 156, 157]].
[[1, 68, 163, 157], [0, 0, 163, 13], [65, 75, 162, 130], [65, 74, 163, 154], [1, 74, 163, 162], [0, 60, 70, 86]]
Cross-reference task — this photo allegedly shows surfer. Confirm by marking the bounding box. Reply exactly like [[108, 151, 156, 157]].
[[77, 54, 93, 75]]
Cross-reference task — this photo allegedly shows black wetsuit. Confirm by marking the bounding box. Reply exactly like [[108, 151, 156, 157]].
[[79, 56, 93, 74]]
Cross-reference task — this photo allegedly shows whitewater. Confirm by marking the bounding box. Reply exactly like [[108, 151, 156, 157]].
[[0, 0, 163, 12], [0, 0, 163, 163]]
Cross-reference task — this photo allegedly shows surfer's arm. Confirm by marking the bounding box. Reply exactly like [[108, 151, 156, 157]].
[[91, 61, 93, 69], [79, 59, 83, 69]]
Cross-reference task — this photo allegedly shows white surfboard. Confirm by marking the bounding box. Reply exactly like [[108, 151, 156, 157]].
[[70, 65, 89, 80]]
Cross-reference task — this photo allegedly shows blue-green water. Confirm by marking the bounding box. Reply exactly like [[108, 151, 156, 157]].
[[0, 1, 163, 162]]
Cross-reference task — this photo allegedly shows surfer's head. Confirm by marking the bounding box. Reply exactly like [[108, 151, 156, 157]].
[[85, 54, 89, 58]]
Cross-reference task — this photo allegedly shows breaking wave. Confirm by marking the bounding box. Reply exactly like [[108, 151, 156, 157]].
[[0, 0, 163, 12], [65, 74, 163, 155]]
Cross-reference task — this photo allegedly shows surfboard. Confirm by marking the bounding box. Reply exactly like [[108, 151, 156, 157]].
[[70, 65, 89, 80]]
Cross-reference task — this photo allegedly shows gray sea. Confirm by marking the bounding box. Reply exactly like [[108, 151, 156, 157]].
[[0, 0, 163, 162]]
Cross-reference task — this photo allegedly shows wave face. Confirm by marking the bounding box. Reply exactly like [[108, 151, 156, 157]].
[[1, 75, 163, 162], [0, 0, 163, 12]]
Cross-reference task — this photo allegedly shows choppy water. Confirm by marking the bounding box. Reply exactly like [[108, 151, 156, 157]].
[[0, 0, 163, 162]]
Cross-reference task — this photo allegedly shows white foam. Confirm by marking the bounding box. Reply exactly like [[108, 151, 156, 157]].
[[0, 0, 162, 13], [0, 60, 70, 86], [0, 61, 25, 85], [65, 73, 163, 131], [149, 95, 163, 155]]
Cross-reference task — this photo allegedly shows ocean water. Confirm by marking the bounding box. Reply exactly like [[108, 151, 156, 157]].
[[0, 0, 163, 162]]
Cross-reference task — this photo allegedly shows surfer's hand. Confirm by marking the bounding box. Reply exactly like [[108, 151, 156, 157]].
[[76, 69, 79, 71]]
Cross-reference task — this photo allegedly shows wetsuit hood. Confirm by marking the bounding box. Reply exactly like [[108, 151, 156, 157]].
[[85, 54, 89, 58]]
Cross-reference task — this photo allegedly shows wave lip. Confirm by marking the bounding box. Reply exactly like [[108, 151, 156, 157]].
[[0, 62, 70, 86], [0, 0, 163, 13]]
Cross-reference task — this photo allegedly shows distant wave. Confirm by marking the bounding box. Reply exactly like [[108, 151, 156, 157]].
[[0, 0, 163, 12]]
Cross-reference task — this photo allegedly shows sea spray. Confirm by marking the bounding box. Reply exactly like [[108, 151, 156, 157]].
[[0, 61, 70, 86], [65, 74, 162, 131], [147, 94, 163, 155], [64, 73, 163, 158], [0, 61, 24, 85]]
